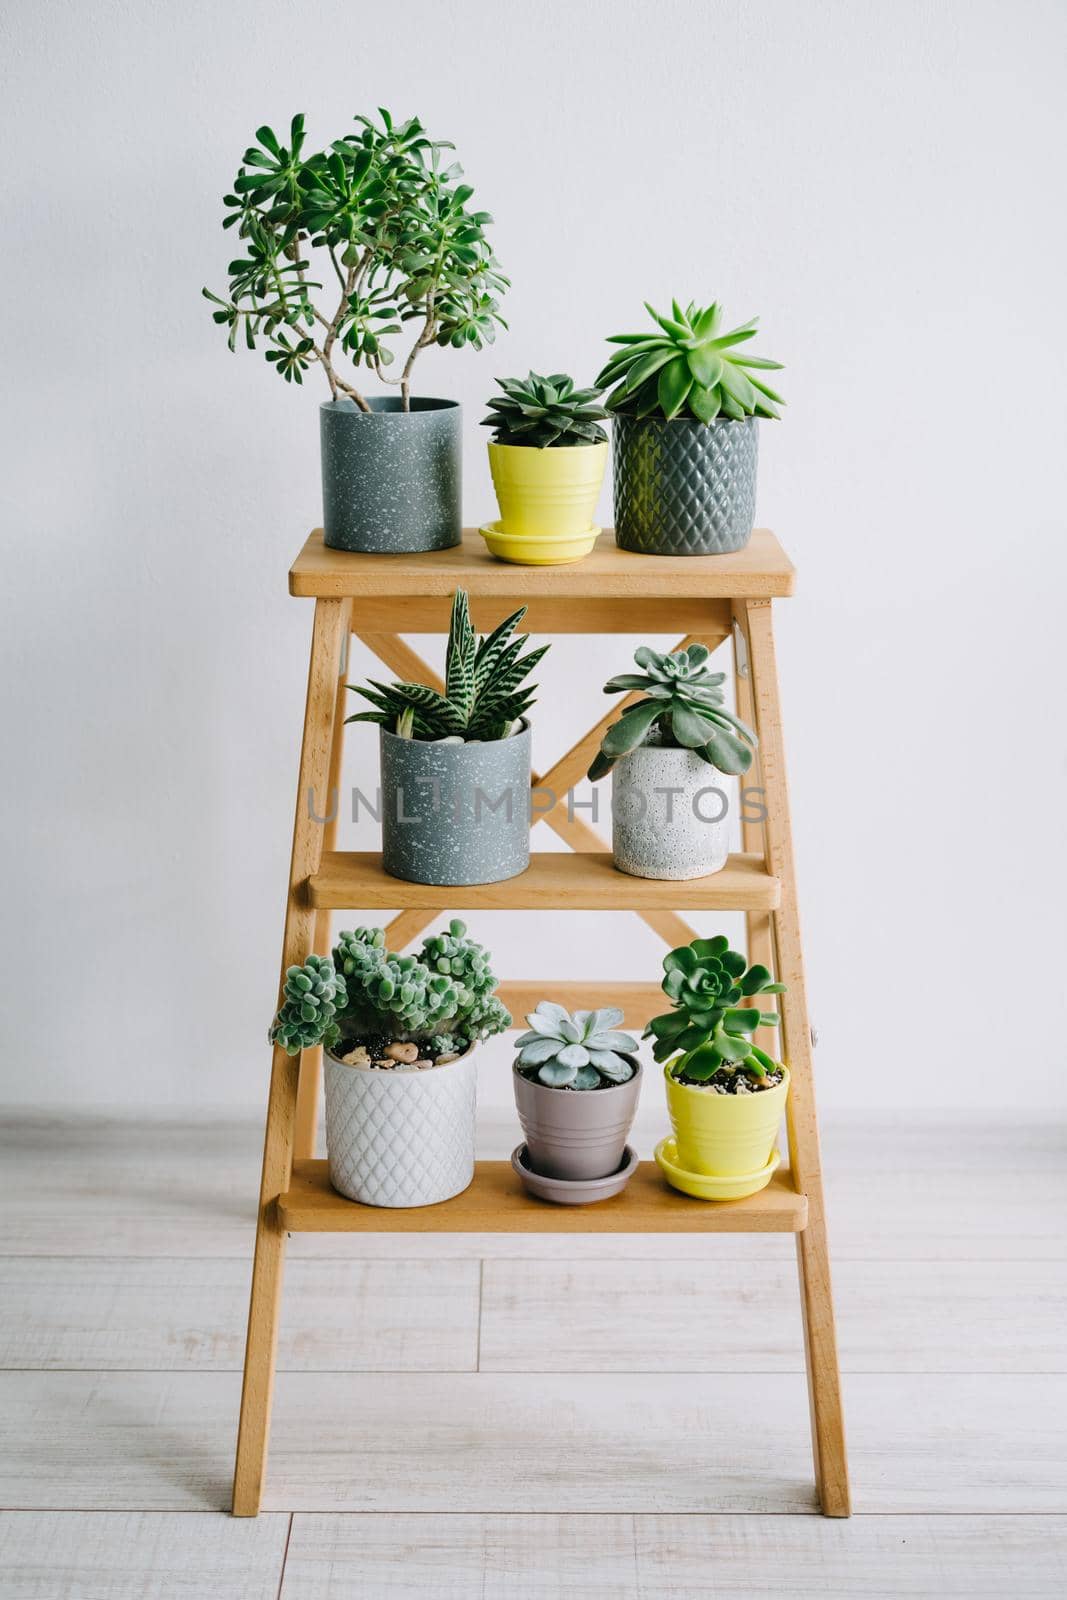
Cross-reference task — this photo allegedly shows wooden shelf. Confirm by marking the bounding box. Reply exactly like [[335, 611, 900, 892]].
[[278, 1159, 808, 1234], [290, 526, 796, 601], [307, 850, 779, 912], [498, 981, 665, 1029]]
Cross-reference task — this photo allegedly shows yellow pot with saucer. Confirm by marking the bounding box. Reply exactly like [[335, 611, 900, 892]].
[[656, 1061, 790, 1200], [480, 373, 608, 564]]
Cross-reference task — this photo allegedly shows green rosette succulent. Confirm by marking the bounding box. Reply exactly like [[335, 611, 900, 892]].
[[269, 954, 348, 1056], [481, 372, 608, 448], [587, 642, 757, 781], [646, 935, 785, 1083], [597, 299, 783, 424], [515, 1002, 639, 1089]]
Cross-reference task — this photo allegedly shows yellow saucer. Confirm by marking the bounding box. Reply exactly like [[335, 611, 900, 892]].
[[478, 521, 600, 566], [654, 1136, 781, 1201]]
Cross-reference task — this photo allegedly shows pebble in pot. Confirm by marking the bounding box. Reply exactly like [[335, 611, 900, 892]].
[[588, 642, 758, 881]]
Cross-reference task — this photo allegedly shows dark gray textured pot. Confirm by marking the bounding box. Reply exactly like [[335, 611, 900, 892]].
[[380, 721, 531, 886], [613, 414, 758, 555], [512, 1059, 642, 1181], [320, 397, 461, 552]]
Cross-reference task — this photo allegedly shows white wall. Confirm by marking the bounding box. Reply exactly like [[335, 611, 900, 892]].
[[2, 0, 1065, 1114]]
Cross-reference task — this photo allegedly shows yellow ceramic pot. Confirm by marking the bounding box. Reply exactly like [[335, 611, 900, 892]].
[[664, 1062, 790, 1179], [488, 440, 608, 539]]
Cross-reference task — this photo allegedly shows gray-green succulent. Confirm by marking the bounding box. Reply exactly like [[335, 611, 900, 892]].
[[515, 1002, 639, 1089], [597, 299, 783, 424], [646, 936, 785, 1085], [481, 372, 608, 448], [269, 953, 348, 1055], [346, 589, 548, 743], [268, 920, 510, 1055], [587, 643, 757, 782]]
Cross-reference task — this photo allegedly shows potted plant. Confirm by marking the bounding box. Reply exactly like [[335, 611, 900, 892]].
[[269, 921, 510, 1207], [511, 1003, 642, 1202], [597, 299, 784, 555], [203, 109, 508, 553], [478, 372, 609, 564], [645, 936, 788, 1200], [346, 590, 547, 885], [586, 642, 757, 879]]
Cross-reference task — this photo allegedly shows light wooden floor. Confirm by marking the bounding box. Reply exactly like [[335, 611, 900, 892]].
[[0, 1110, 1064, 1597]]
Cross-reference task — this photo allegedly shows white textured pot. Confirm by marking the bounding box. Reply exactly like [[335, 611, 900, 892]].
[[611, 744, 729, 880], [323, 1046, 477, 1207]]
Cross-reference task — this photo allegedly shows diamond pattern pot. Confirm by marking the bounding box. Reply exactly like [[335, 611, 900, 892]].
[[612, 414, 758, 555], [324, 1046, 476, 1208]]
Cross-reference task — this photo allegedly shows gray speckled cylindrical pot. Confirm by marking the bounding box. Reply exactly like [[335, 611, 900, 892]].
[[513, 1059, 642, 1181], [612, 744, 729, 880], [380, 722, 531, 886], [613, 414, 758, 555], [320, 397, 461, 552]]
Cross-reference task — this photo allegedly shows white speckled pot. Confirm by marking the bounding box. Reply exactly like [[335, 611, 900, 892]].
[[611, 744, 729, 880], [380, 721, 531, 886], [324, 1046, 477, 1208], [320, 397, 461, 552]]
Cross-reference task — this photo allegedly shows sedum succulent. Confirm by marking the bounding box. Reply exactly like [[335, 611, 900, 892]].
[[515, 1002, 639, 1089], [268, 921, 511, 1056], [587, 642, 757, 782], [346, 589, 548, 743], [646, 936, 785, 1085], [269, 954, 348, 1056], [481, 372, 608, 448], [596, 300, 784, 424]]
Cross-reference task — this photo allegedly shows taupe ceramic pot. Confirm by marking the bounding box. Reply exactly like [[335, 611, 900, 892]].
[[512, 1059, 642, 1181]]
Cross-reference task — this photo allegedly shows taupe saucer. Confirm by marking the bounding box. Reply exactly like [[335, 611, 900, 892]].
[[510, 1142, 639, 1205]]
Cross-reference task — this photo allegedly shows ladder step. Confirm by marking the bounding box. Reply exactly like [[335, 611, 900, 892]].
[[279, 1159, 807, 1235], [307, 851, 779, 912]]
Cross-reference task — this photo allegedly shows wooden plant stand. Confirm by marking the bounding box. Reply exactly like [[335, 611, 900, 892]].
[[232, 527, 850, 1518]]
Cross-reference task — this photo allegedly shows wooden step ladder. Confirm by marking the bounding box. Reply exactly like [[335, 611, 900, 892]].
[[231, 526, 850, 1517]]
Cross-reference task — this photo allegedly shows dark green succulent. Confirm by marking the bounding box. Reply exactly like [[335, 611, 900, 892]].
[[646, 936, 785, 1083], [587, 643, 757, 782], [269, 954, 348, 1056], [597, 299, 784, 423], [346, 589, 548, 743], [514, 1002, 639, 1089], [481, 372, 608, 448], [203, 109, 508, 412]]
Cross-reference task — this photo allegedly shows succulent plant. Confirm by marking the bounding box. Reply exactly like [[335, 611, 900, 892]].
[[204, 109, 507, 412], [333, 919, 510, 1046], [515, 1002, 639, 1089], [596, 300, 784, 424], [346, 589, 548, 743], [587, 642, 757, 782], [269, 954, 348, 1056], [646, 936, 785, 1084], [480, 372, 608, 448]]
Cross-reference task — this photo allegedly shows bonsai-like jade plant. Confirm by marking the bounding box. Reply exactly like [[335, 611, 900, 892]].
[[596, 300, 784, 422], [346, 589, 548, 743], [203, 109, 508, 410], [481, 373, 608, 448], [270, 920, 510, 1066], [515, 1003, 639, 1089], [587, 643, 757, 781], [647, 936, 786, 1091]]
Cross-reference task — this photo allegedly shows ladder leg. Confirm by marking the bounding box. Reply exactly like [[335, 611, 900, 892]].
[[294, 630, 349, 1159], [737, 598, 851, 1518], [733, 628, 777, 1056], [233, 597, 350, 1517]]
